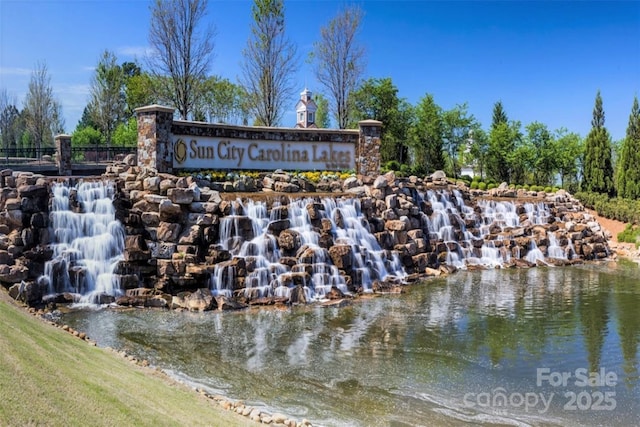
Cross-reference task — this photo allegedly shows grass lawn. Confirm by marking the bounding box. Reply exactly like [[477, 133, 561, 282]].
[[0, 291, 252, 426]]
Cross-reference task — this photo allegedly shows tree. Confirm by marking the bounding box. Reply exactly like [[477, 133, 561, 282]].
[[148, 0, 215, 119], [112, 117, 138, 147], [442, 104, 474, 179], [491, 100, 508, 129], [524, 121, 557, 186], [582, 91, 614, 196], [486, 120, 522, 183], [0, 89, 21, 157], [313, 93, 330, 128], [89, 50, 126, 148], [71, 126, 103, 147], [555, 129, 583, 192], [23, 62, 63, 157], [201, 76, 249, 125], [351, 77, 413, 164], [312, 5, 365, 129], [465, 125, 489, 179], [241, 0, 297, 126], [615, 97, 640, 199], [409, 94, 445, 174], [124, 72, 159, 115]]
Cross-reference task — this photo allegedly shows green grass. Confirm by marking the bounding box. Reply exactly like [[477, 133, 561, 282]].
[[0, 292, 252, 426]]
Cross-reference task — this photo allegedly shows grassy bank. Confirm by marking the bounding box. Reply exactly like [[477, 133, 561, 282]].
[[0, 292, 250, 426]]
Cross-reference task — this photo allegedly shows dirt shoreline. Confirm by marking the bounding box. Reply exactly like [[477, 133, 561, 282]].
[[587, 209, 640, 259]]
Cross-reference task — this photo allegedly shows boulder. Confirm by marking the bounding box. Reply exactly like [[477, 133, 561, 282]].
[[159, 199, 182, 222], [328, 245, 352, 269], [167, 188, 195, 205]]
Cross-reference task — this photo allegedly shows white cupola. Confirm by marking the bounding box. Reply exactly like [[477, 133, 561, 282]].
[[295, 88, 318, 128]]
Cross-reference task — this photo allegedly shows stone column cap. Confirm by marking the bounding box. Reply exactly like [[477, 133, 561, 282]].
[[134, 104, 175, 114], [358, 119, 382, 126]]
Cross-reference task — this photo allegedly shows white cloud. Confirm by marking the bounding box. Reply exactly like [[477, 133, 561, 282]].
[[117, 45, 152, 58], [0, 67, 32, 76]]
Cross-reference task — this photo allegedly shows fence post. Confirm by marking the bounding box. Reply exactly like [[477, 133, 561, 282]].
[[135, 104, 175, 173], [357, 120, 382, 176], [54, 134, 72, 176]]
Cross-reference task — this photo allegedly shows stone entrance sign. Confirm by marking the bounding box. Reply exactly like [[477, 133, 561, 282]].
[[135, 105, 381, 175]]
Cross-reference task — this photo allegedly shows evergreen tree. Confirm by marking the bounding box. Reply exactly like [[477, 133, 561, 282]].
[[486, 120, 522, 183], [582, 91, 615, 196], [491, 101, 508, 130], [409, 94, 445, 174], [615, 96, 640, 199]]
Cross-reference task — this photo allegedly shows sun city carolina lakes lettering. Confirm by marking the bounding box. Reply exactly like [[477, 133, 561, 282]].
[[175, 138, 353, 170]]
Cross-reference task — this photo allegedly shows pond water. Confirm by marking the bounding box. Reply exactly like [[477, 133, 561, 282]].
[[61, 262, 640, 426]]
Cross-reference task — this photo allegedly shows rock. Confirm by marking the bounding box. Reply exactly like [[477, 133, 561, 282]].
[[274, 181, 300, 193], [157, 222, 182, 243], [289, 285, 307, 304], [278, 229, 301, 252], [328, 245, 352, 269], [185, 288, 215, 311], [124, 235, 150, 261], [159, 199, 182, 222], [167, 187, 195, 205], [342, 176, 359, 190], [373, 175, 388, 189], [430, 170, 446, 181]]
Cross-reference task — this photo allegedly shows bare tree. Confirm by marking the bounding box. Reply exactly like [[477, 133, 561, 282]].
[[23, 62, 63, 157], [241, 0, 297, 126], [148, 0, 215, 120], [0, 89, 20, 158], [89, 50, 126, 148], [312, 5, 366, 129]]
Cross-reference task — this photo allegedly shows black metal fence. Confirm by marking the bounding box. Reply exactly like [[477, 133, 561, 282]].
[[70, 146, 137, 163], [0, 146, 136, 166], [0, 147, 57, 163]]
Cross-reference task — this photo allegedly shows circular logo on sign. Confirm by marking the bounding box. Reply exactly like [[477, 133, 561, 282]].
[[174, 138, 187, 164]]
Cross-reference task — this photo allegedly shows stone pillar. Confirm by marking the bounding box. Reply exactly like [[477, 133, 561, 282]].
[[357, 120, 382, 176], [135, 105, 175, 173], [54, 134, 72, 176]]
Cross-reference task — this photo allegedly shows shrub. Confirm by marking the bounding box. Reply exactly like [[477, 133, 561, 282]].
[[478, 182, 487, 191], [384, 160, 401, 172], [472, 175, 482, 182], [618, 224, 640, 248], [460, 175, 473, 184], [544, 186, 553, 193], [470, 181, 479, 189], [487, 183, 497, 190]]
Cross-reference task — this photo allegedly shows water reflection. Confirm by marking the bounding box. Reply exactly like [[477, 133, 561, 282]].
[[62, 264, 640, 426]]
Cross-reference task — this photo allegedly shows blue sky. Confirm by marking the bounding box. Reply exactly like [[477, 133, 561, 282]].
[[1, 0, 638, 141]]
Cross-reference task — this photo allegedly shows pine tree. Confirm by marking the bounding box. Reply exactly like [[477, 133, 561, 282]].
[[615, 96, 640, 199], [582, 91, 615, 196], [491, 101, 508, 130]]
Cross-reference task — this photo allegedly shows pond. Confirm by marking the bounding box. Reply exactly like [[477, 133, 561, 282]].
[[61, 262, 640, 426]]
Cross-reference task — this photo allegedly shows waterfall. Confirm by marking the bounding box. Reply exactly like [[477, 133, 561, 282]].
[[40, 181, 125, 304], [210, 197, 405, 300], [417, 189, 576, 270], [547, 232, 566, 259], [525, 238, 547, 265]]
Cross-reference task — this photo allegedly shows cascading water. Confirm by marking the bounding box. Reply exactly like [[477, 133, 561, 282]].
[[417, 189, 570, 269], [211, 197, 405, 300], [547, 232, 567, 259], [40, 181, 125, 304]]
